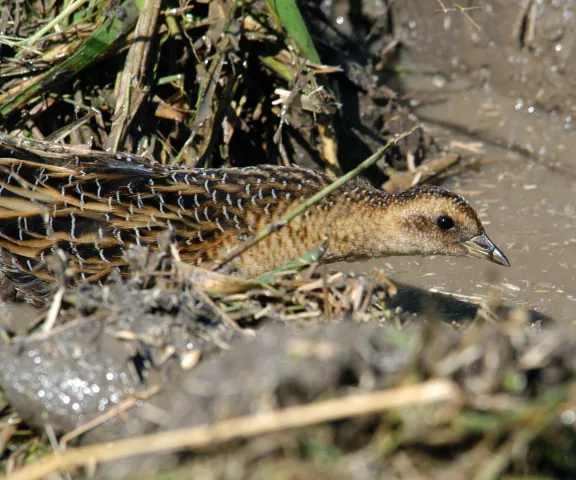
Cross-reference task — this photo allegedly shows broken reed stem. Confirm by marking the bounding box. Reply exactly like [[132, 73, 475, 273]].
[[10, 378, 459, 480], [212, 125, 420, 271], [105, 0, 162, 151]]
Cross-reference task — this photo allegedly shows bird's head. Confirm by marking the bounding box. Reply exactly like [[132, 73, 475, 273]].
[[374, 185, 510, 266]]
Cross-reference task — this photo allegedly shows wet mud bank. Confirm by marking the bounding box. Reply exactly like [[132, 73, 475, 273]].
[[391, 0, 576, 117], [3, 274, 575, 478]]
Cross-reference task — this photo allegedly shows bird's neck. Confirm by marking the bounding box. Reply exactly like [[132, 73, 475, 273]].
[[322, 189, 416, 262]]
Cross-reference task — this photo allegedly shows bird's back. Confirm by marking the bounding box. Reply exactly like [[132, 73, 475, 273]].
[[0, 141, 339, 301]]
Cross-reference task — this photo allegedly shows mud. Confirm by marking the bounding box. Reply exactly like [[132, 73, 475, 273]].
[[0, 280, 238, 432], [0, 263, 404, 439], [4, 277, 573, 478], [88, 320, 416, 477], [0, 271, 414, 478], [390, 0, 576, 117]]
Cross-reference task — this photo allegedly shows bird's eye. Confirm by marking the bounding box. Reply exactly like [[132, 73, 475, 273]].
[[436, 215, 454, 230]]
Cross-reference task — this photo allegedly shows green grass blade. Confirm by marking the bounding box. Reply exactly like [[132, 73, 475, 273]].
[[16, 0, 91, 57], [0, 0, 140, 117], [256, 241, 328, 285], [264, 0, 322, 64]]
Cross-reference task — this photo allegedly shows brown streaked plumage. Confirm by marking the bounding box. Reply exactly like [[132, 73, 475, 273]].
[[0, 141, 509, 303]]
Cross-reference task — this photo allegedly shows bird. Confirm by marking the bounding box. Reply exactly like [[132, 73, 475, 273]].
[[0, 140, 509, 304]]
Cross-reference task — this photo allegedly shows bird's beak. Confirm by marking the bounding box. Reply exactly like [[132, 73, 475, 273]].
[[463, 233, 510, 267]]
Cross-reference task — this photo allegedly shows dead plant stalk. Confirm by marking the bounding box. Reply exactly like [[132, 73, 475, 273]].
[[9, 378, 460, 480]]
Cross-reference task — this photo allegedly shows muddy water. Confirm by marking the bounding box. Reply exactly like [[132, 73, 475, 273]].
[[345, 62, 576, 323]]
